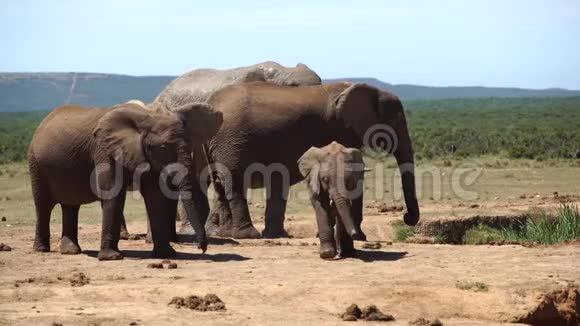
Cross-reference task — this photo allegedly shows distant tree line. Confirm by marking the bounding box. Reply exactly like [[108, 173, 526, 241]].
[[1, 97, 579, 164], [404, 97, 580, 160]]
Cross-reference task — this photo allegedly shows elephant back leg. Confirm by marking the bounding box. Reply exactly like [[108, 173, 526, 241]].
[[262, 174, 290, 238], [119, 213, 130, 240], [227, 176, 260, 239], [30, 157, 56, 252], [207, 179, 233, 237], [60, 204, 82, 254]]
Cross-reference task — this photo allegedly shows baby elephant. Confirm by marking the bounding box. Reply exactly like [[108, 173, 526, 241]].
[[28, 102, 222, 260], [298, 141, 367, 259]]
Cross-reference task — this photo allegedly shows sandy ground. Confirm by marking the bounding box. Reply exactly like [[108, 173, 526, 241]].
[[1, 214, 579, 326], [1, 161, 579, 325]]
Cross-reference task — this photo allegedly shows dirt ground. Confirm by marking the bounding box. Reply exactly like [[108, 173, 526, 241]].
[[1, 159, 579, 325]]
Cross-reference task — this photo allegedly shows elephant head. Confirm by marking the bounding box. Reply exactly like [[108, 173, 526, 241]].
[[298, 142, 366, 258], [331, 83, 420, 226], [247, 61, 322, 86], [93, 102, 223, 250]]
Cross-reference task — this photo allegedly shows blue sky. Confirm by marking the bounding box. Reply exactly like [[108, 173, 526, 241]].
[[1, 0, 579, 89]]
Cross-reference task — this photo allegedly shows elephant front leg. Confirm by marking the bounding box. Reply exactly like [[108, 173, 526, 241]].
[[311, 192, 337, 259], [350, 193, 367, 241], [60, 204, 82, 255], [335, 207, 356, 259], [141, 176, 176, 258], [98, 193, 126, 261]]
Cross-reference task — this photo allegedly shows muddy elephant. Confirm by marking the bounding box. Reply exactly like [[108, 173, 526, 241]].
[[130, 61, 322, 236], [28, 102, 222, 260], [204, 81, 420, 239], [298, 142, 367, 259]]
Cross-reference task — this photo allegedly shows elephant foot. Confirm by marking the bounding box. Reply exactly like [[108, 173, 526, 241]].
[[262, 227, 289, 239], [33, 239, 50, 252], [337, 238, 356, 258], [205, 220, 221, 237], [97, 248, 123, 261], [404, 212, 420, 226], [177, 219, 195, 235], [119, 230, 130, 240], [232, 224, 261, 239], [319, 242, 337, 259], [59, 237, 81, 255], [151, 244, 177, 258]]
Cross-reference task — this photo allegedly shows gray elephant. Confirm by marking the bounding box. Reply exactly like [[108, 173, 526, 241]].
[[28, 102, 222, 260], [120, 61, 322, 237], [204, 81, 420, 239], [154, 61, 322, 107], [298, 142, 367, 259]]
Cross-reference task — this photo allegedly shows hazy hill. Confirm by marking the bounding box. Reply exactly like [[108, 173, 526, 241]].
[[1, 73, 580, 112], [0, 73, 174, 112], [325, 78, 580, 100]]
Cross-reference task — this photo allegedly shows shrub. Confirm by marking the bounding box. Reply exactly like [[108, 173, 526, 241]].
[[393, 220, 415, 242], [463, 224, 504, 245]]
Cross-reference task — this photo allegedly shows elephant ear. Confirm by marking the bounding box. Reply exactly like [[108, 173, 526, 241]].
[[298, 146, 325, 195], [173, 102, 224, 147], [334, 83, 380, 138], [93, 105, 151, 171]]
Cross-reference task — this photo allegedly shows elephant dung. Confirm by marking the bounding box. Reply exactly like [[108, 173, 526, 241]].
[[0, 243, 12, 251], [169, 294, 226, 311], [340, 304, 395, 322], [69, 272, 90, 287]]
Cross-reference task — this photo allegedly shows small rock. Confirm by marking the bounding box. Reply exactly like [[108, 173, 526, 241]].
[[129, 322, 138, 326], [469, 204, 480, 208], [167, 262, 178, 269], [1, 216, 6, 221], [147, 263, 163, 269], [0, 243, 12, 251], [128, 234, 143, 240], [430, 319, 443, 326]]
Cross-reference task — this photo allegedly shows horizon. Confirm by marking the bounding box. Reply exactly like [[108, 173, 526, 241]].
[[1, 0, 579, 89], [2, 72, 579, 91]]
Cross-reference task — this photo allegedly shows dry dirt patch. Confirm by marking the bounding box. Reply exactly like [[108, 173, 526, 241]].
[[512, 286, 579, 326]]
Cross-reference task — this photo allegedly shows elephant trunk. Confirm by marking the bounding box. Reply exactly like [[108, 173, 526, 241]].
[[393, 117, 420, 226], [332, 194, 364, 241], [176, 144, 208, 252]]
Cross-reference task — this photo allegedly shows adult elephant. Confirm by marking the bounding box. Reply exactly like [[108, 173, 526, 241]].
[[28, 102, 222, 260], [130, 61, 322, 236], [204, 82, 420, 239]]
